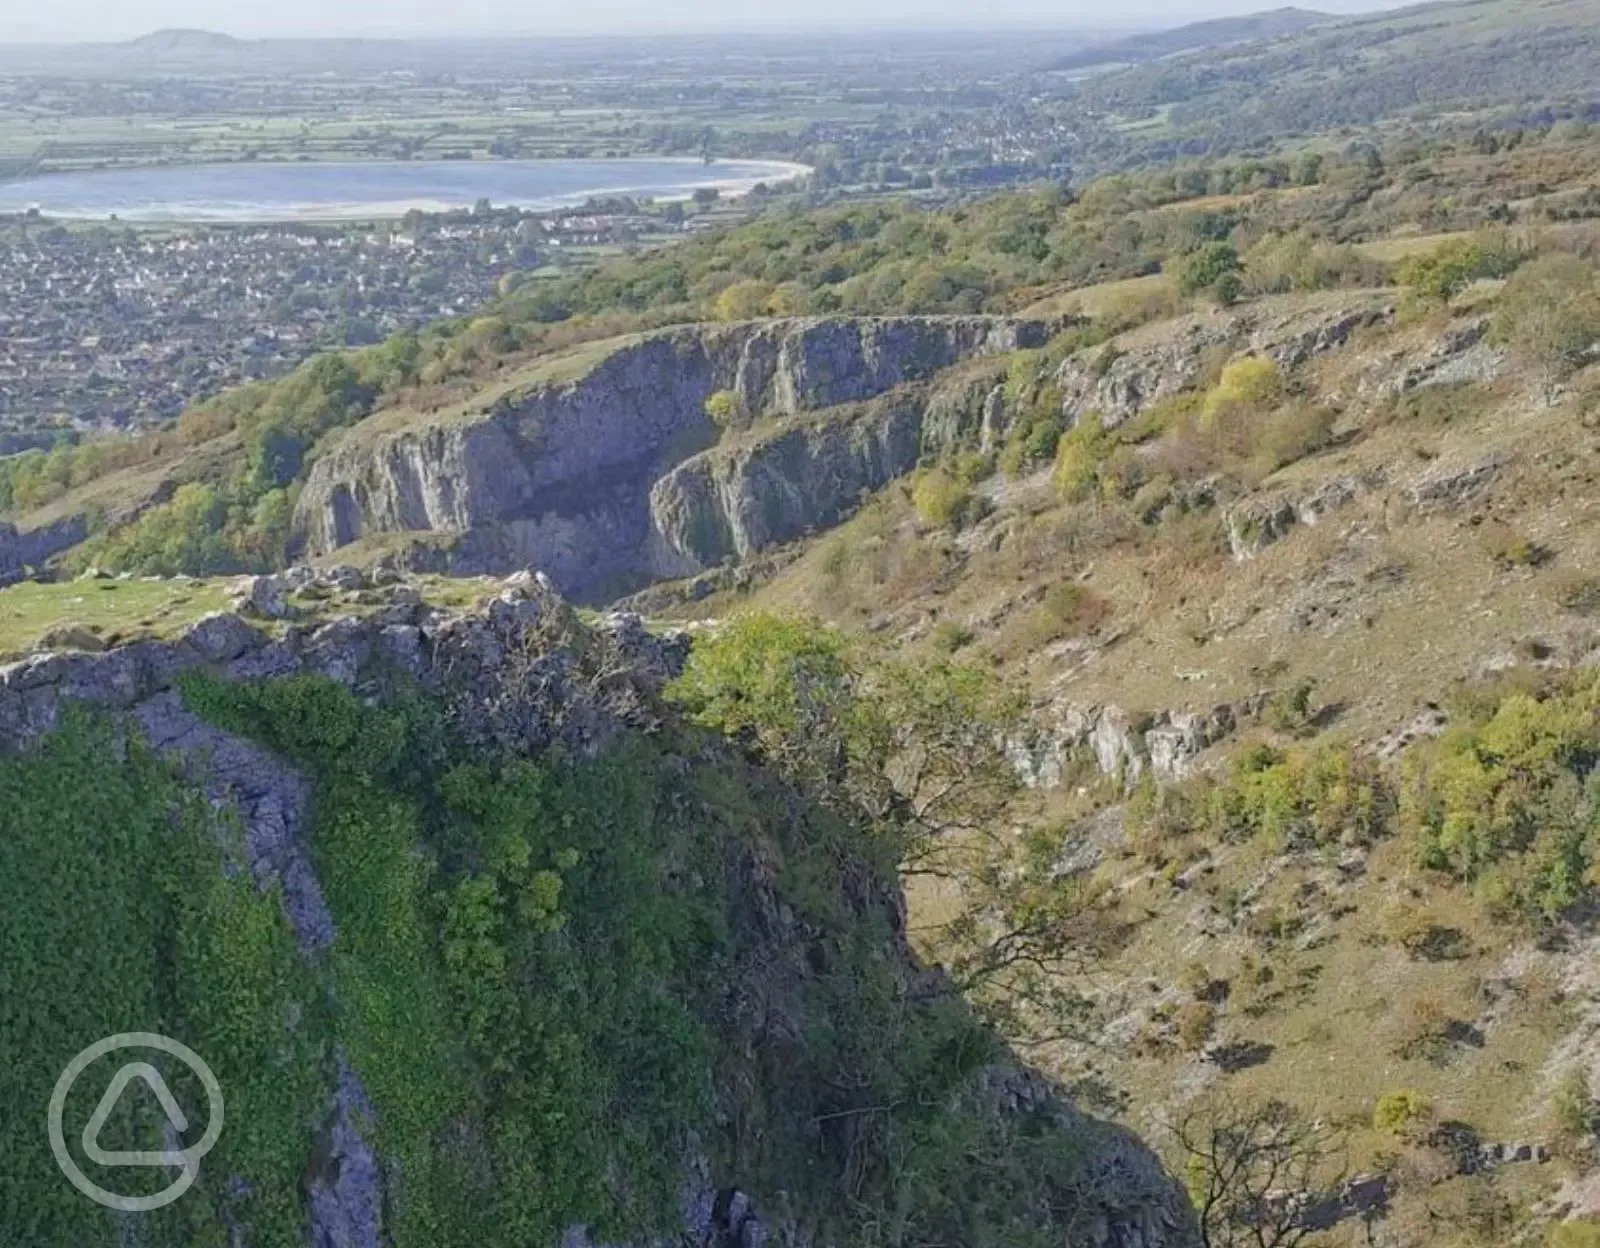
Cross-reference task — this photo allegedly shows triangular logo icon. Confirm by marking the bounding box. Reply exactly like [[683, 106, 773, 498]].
[[81, 1062, 191, 1168]]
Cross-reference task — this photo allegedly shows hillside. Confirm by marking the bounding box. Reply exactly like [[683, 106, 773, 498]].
[[0, 574, 1198, 1246], [1055, 6, 1332, 72], [14, 46, 1600, 1247], [1078, 0, 1600, 153]]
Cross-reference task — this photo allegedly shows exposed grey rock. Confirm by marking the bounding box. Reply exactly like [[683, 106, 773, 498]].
[[1366, 317, 1507, 397], [0, 515, 89, 586], [33, 623, 106, 653], [1373, 704, 1450, 761], [293, 316, 1041, 602], [235, 574, 291, 620], [1053, 293, 1392, 431], [1406, 452, 1507, 512], [1224, 472, 1381, 561], [304, 617, 373, 686], [307, 1062, 384, 1248], [181, 612, 265, 663], [319, 564, 366, 592], [1012, 699, 1244, 791], [648, 389, 926, 576]]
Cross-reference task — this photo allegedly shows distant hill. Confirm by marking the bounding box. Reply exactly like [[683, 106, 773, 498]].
[[124, 28, 243, 54], [1077, 0, 1600, 152], [1055, 6, 1331, 71]]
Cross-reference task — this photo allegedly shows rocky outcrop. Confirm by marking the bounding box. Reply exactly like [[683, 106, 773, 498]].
[[1052, 293, 1393, 430], [1010, 698, 1256, 790], [648, 390, 928, 574], [1359, 316, 1508, 398], [0, 515, 87, 586], [1224, 470, 1384, 560], [293, 316, 1044, 601]]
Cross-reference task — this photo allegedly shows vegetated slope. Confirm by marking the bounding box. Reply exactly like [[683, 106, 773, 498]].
[[1077, 0, 1600, 153], [1055, 6, 1332, 72], [0, 581, 1198, 1248], [633, 228, 1600, 1243]]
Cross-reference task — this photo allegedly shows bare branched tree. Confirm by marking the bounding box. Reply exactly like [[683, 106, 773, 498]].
[[1167, 1097, 1344, 1248]]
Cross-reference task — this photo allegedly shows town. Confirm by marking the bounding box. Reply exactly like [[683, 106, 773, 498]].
[[0, 200, 670, 444]]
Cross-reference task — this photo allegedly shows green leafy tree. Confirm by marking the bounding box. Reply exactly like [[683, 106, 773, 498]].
[[1178, 242, 1242, 298]]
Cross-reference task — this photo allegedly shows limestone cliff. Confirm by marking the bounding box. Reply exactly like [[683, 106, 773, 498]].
[[293, 317, 1043, 601]]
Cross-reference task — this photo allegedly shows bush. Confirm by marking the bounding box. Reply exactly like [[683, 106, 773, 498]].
[[929, 620, 976, 653], [1399, 672, 1600, 919], [1557, 574, 1600, 616], [1176, 1001, 1217, 1052], [713, 279, 776, 321], [1202, 357, 1282, 429], [1397, 234, 1524, 303], [1554, 1069, 1597, 1140], [1038, 582, 1112, 638], [1492, 253, 1600, 375], [1477, 519, 1547, 568], [705, 388, 744, 427], [1254, 403, 1336, 473], [912, 468, 980, 530], [1052, 421, 1112, 502], [1373, 1089, 1433, 1134]]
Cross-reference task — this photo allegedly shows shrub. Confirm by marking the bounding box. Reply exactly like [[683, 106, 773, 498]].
[[713, 279, 775, 321], [1553, 1069, 1597, 1140], [1477, 519, 1547, 569], [1038, 583, 1112, 637], [1492, 253, 1600, 375], [1398, 672, 1600, 919], [912, 468, 980, 530], [1254, 403, 1336, 473], [1052, 421, 1112, 502], [1265, 679, 1318, 736], [929, 620, 976, 654], [1202, 356, 1283, 430], [705, 389, 744, 428], [1397, 234, 1524, 303], [1373, 1089, 1433, 1134], [1176, 1001, 1217, 1052], [1557, 575, 1600, 617]]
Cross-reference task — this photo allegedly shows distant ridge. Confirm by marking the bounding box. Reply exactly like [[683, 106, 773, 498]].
[[123, 28, 244, 53], [1055, 6, 1332, 71]]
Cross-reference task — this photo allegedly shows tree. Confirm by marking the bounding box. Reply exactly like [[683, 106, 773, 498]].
[[1170, 1098, 1342, 1248], [666, 613, 1021, 877], [1178, 242, 1242, 298]]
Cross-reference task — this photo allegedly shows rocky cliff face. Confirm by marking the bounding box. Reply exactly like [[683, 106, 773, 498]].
[[0, 516, 88, 587], [0, 575, 1200, 1248], [293, 317, 1043, 601]]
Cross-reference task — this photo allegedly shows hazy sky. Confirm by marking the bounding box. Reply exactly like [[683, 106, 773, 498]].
[[10, 0, 1405, 42]]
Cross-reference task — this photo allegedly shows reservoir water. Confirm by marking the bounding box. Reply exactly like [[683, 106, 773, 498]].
[[0, 157, 809, 223]]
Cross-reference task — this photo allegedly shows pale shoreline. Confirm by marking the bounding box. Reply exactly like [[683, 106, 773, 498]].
[[0, 157, 814, 224]]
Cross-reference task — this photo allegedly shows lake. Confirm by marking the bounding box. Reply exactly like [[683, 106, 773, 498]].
[[0, 158, 809, 223]]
